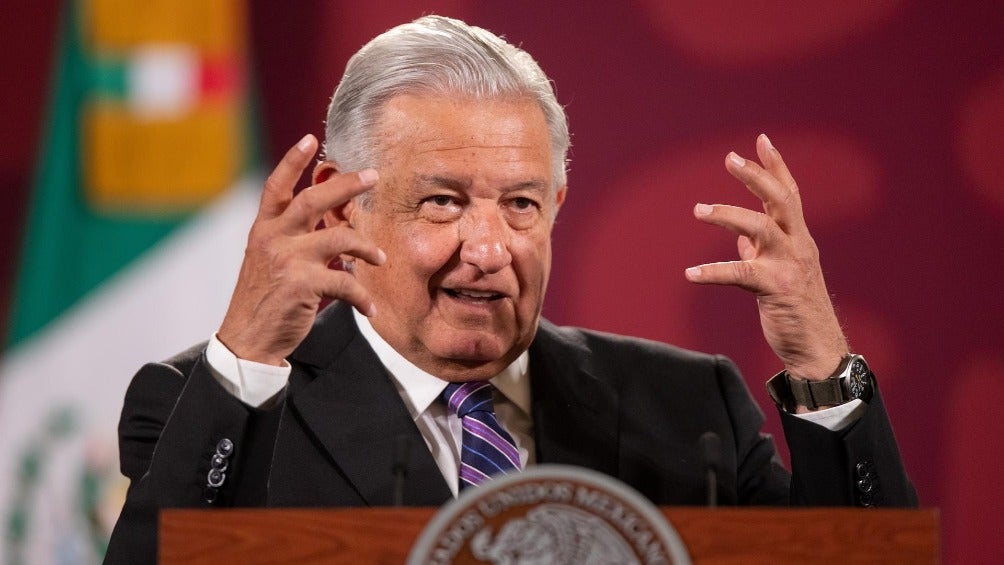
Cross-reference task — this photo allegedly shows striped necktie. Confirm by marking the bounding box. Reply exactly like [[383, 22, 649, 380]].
[[441, 381, 521, 490]]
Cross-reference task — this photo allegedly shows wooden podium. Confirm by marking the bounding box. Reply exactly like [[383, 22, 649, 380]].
[[161, 507, 938, 563]]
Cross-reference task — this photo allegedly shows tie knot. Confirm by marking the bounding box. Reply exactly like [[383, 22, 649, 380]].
[[441, 381, 494, 418]]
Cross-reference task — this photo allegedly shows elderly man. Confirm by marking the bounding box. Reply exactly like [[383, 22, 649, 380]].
[[105, 15, 914, 563]]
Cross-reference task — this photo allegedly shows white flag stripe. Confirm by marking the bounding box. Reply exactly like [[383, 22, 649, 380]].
[[0, 178, 260, 563], [128, 44, 200, 119]]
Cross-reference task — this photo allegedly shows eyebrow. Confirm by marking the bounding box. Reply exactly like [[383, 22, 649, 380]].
[[416, 175, 549, 194], [416, 175, 467, 191]]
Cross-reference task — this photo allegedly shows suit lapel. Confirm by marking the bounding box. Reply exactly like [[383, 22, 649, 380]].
[[284, 303, 452, 506], [276, 305, 618, 504], [529, 320, 619, 476]]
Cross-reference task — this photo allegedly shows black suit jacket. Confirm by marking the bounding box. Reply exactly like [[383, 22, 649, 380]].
[[105, 302, 915, 563]]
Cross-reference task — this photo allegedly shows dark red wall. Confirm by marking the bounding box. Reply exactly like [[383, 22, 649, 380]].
[[3, 2, 1001, 562]]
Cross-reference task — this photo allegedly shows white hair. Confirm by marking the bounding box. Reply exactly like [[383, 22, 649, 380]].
[[324, 15, 570, 193]]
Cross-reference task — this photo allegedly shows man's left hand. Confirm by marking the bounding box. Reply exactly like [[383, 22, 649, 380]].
[[685, 134, 849, 381]]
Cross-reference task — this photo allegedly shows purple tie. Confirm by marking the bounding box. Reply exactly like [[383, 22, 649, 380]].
[[441, 381, 521, 490]]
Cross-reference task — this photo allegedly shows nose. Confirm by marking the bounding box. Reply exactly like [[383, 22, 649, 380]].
[[459, 203, 512, 274]]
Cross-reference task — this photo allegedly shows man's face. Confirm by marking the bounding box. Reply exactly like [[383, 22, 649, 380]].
[[336, 94, 566, 381]]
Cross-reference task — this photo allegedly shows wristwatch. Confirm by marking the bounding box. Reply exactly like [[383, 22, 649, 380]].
[[767, 354, 872, 411]]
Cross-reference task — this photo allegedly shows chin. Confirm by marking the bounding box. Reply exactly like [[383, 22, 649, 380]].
[[436, 333, 512, 363], [441, 339, 510, 365], [427, 332, 529, 382]]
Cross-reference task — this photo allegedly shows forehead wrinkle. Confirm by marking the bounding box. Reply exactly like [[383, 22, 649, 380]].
[[410, 145, 548, 170], [412, 142, 541, 153]]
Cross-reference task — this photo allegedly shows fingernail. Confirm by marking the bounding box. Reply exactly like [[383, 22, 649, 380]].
[[760, 133, 774, 150], [728, 152, 745, 167], [377, 249, 387, 264], [685, 267, 702, 279], [367, 303, 378, 317], [694, 203, 713, 217], [296, 134, 314, 153], [358, 169, 379, 185]]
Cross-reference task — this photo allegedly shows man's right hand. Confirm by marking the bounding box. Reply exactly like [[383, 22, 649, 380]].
[[217, 134, 385, 365]]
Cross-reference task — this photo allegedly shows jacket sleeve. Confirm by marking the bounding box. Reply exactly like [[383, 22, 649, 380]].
[[714, 357, 916, 507], [779, 374, 918, 507], [104, 347, 259, 564]]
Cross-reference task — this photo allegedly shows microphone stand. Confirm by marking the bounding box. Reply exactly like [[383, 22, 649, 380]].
[[699, 431, 721, 508], [392, 435, 411, 507]]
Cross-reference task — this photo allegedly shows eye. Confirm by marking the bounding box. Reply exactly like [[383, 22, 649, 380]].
[[429, 195, 454, 207], [504, 196, 543, 230], [510, 197, 538, 211], [420, 194, 463, 222]]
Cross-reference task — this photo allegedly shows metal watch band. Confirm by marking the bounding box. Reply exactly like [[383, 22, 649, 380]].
[[789, 375, 845, 409], [766, 354, 870, 411]]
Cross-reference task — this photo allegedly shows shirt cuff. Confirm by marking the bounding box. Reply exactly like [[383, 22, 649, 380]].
[[205, 333, 291, 408], [791, 398, 866, 432]]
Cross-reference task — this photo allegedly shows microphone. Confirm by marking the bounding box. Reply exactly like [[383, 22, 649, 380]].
[[699, 431, 722, 508], [392, 434, 411, 507]]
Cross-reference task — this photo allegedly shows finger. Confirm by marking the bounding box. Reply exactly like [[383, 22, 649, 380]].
[[737, 235, 756, 261], [724, 151, 805, 233], [756, 133, 797, 189], [693, 203, 782, 246], [282, 169, 379, 231], [299, 225, 387, 266], [259, 134, 318, 220], [684, 260, 764, 293], [313, 267, 378, 317]]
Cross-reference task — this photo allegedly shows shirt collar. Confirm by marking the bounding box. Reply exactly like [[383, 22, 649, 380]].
[[352, 308, 531, 417]]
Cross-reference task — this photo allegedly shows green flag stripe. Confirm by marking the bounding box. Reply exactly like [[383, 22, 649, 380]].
[[89, 57, 127, 99], [6, 1, 186, 348]]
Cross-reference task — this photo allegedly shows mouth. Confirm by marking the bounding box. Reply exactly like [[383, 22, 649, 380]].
[[443, 288, 506, 303]]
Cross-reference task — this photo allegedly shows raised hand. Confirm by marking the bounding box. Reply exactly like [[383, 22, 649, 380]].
[[686, 134, 848, 381], [217, 134, 386, 365]]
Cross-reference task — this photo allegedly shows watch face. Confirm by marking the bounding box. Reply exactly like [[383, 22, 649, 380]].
[[849, 358, 869, 399]]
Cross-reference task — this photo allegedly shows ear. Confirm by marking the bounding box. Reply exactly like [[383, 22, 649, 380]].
[[554, 185, 568, 213], [313, 160, 358, 228]]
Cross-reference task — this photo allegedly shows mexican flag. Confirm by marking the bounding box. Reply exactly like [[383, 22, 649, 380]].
[[0, 1, 260, 562]]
